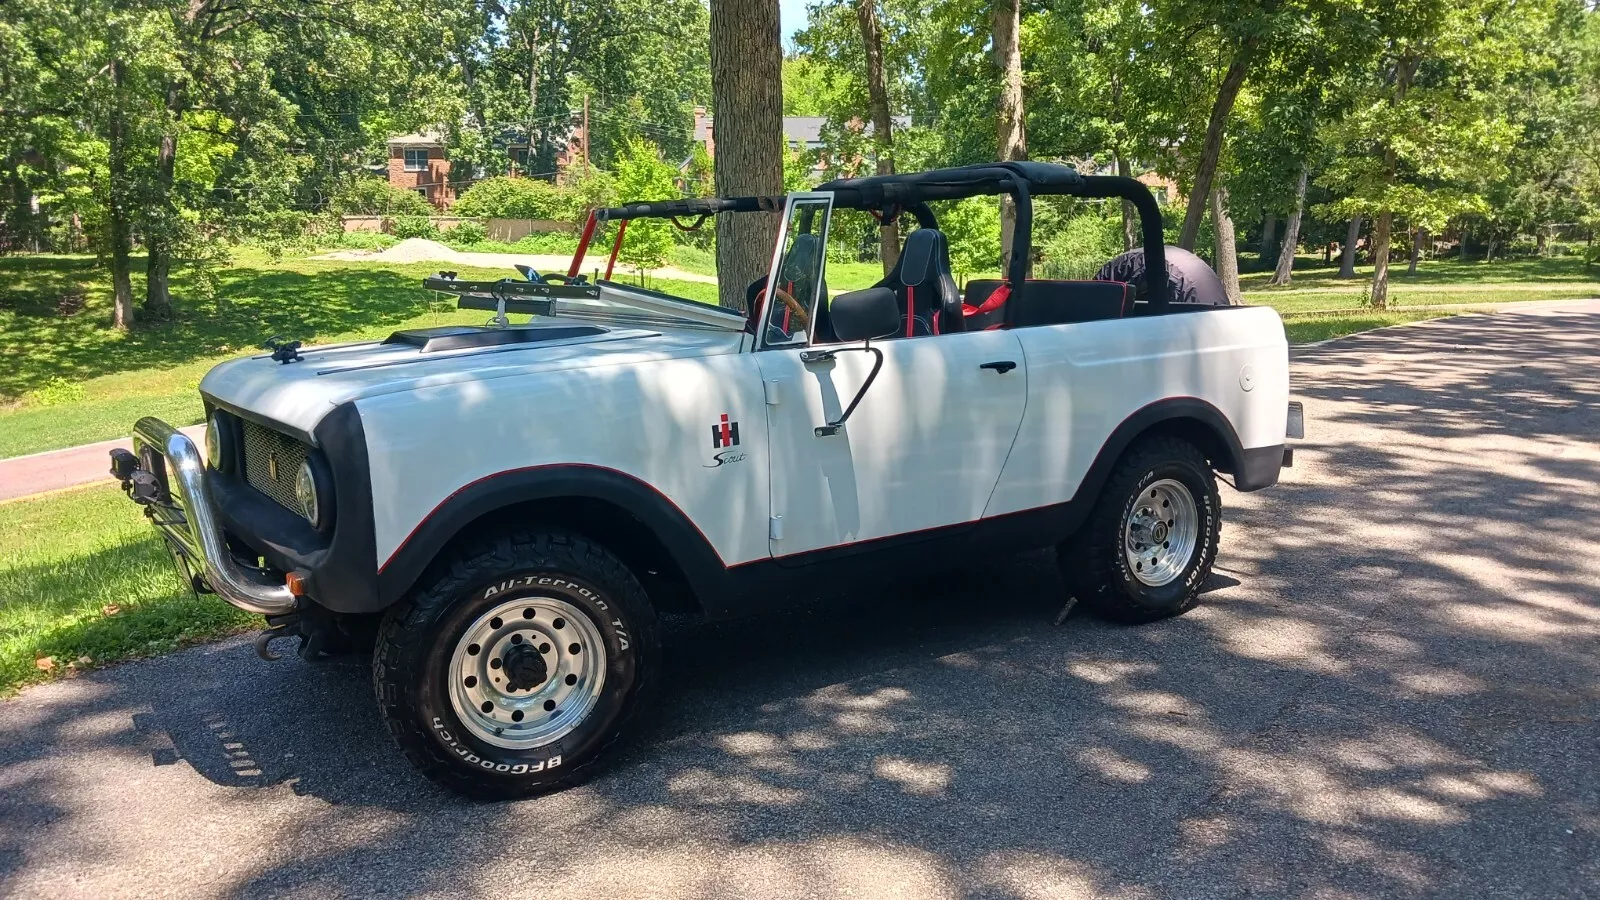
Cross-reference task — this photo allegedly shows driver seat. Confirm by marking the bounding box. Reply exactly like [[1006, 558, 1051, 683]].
[[878, 228, 963, 337]]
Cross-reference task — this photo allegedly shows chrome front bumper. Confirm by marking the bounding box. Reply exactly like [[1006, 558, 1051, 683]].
[[117, 416, 298, 616]]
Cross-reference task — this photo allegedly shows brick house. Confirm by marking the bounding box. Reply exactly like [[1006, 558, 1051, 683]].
[[386, 131, 456, 209]]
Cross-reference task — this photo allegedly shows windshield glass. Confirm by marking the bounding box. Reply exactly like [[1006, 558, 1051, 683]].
[[762, 193, 833, 346]]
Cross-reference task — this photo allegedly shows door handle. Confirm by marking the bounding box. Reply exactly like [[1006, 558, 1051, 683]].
[[980, 360, 1017, 374]]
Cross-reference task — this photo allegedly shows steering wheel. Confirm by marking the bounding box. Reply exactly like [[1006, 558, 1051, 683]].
[[762, 285, 811, 334]]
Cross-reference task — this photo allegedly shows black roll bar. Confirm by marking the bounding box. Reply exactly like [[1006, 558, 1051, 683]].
[[1060, 175, 1169, 311], [591, 162, 1170, 312]]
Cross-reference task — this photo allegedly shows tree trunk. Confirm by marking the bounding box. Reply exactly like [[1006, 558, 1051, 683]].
[[710, 0, 785, 312], [1369, 53, 1416, 312], [107, 58, 135, 331], [1407, 227, 1423, 275], [1178, 40, 1258, 250], [1338, 216, 1362, 277], [1370, 210, 1393, 309], [1210, 185, 1241, 304], [1259, 210, 1277, 266], [993, 0, 1026, 269], [525, 23, 541, 169], [144, 81, 182, 316], [1116, 154, 1136, 251], [855, 0, 899, 274], [1268, 167, 1307, 286]]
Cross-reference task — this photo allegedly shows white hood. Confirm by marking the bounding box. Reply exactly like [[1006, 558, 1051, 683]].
[[199, 323, 747, 438]]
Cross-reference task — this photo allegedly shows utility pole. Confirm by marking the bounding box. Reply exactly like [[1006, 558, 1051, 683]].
[[583, 94, 590, 163]]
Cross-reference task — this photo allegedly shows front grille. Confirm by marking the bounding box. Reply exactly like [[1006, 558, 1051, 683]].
[[241, 421, 310, 515]]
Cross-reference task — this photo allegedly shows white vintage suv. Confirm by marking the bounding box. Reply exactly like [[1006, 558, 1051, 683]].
[[112, 163, 1299, 798]]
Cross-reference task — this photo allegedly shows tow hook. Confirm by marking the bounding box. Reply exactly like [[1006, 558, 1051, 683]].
[[254, 618, 300, 661], [253, 607, 358, 661]]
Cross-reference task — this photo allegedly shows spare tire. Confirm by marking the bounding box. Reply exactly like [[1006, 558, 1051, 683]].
[[1093, 246, 1233, 306]]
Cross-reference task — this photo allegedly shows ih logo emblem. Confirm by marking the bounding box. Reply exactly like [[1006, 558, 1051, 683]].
[[711, 414, 740, 449]]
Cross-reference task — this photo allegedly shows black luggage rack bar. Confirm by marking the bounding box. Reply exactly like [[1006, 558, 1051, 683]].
[[423, 274, 603, 318]]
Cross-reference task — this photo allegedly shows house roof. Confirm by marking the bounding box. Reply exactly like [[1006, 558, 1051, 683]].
[[386, 131, 445, 149], [692, 115, 912, 144]]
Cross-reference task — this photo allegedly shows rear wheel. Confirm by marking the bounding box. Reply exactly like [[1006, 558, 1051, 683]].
[[373, 529, 659, 800], [1061, 436, 1220, 623]]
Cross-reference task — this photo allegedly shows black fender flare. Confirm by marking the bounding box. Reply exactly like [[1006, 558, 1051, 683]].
[[1070, 397, 1257, 508], [375, 465, 730, 611]]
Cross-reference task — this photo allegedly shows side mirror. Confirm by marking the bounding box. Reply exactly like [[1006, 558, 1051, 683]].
[[799, 286, 899, 437], [829, 286, 900, 342]]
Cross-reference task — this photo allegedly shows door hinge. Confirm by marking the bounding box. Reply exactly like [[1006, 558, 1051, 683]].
[[763, 379, 781, 406], [769, 515, 783, 540]]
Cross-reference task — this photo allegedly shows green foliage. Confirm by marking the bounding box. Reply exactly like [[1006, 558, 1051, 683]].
[[783, 55, 852, 116], [1038, 209, 1126, 280], [22, 377, 87, 409], [330, 177, 436, 218], [332, 231, 400, 252], [387, 215, 439, 240], [442, 220, 488, 246], [452, 171, 616, 226], [507, 232, 581, 255], [611, 137, 679, 271], [452, 177, 574, 221], [447, 0, 709, 175], [783, 142, 819, 192], [938, 198, 1002, 280]]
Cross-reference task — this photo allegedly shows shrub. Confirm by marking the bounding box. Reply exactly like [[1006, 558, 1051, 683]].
[[336, 231, 399, 251], [443, 220, 487, 246], [24, 376, 85, 408], [1038, 209, 1125, 280], [940, 197, 1003, 281], [329, 176, 435, 218], [453, 177, 573, 221], [611, 137, 678, 272], [388, 215, 438, 240], [509, 232, 580, 254], [237, 208, 314, 259]]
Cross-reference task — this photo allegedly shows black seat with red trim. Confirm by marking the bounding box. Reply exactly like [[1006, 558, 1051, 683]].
[[878, 228, 963, 337], [962, 280, 1010, 329], [962, 278, 1135, 327]]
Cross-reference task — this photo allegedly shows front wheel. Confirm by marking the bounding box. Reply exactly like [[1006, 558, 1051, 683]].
[[373, 529, 659, 800], [1061, 436, 1221, 623]]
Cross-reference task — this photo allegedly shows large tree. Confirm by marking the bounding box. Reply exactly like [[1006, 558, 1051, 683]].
[[1317, 0, 1547, 308], [856, 0, 900, 272], [993, 0, 1026, 266], [709, 0, 785, 311], [449, 0, 709, 176]]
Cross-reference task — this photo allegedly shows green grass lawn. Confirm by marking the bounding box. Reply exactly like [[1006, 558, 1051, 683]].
[[1239, 254, 1600, 312], [0, 484, 256, 695], [1, 247, 1594, 459]]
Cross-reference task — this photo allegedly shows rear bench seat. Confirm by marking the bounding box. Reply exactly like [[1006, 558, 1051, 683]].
[[962, 279, 1135, 328]]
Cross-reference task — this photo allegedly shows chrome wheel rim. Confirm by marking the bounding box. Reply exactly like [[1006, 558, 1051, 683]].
[[448, 594, 607, 750], [1123, 478, 1199, 587]]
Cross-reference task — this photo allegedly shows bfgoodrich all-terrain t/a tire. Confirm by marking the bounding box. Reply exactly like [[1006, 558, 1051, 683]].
[[373, 529, 659, 800], [1061, 435, 1221, 624]]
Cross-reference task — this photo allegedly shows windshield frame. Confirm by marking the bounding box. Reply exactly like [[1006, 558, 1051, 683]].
[[757, 191, 835, 350]]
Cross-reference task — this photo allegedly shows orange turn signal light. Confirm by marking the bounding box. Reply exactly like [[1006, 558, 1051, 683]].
[[285, 571, 308, 597]]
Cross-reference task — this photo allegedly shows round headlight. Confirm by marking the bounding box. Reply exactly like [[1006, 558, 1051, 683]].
[[295, 459, 320, 528], [205, 412, 225, 469]]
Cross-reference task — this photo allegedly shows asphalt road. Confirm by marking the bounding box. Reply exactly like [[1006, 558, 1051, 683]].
[[2, 303, 1598, 899]]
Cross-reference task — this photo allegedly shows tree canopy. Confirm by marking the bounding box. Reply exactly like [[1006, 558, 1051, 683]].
[[2, 0, 1596, 323]]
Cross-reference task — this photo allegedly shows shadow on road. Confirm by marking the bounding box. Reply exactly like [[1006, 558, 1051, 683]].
[[1, 308, 1597, 898]]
